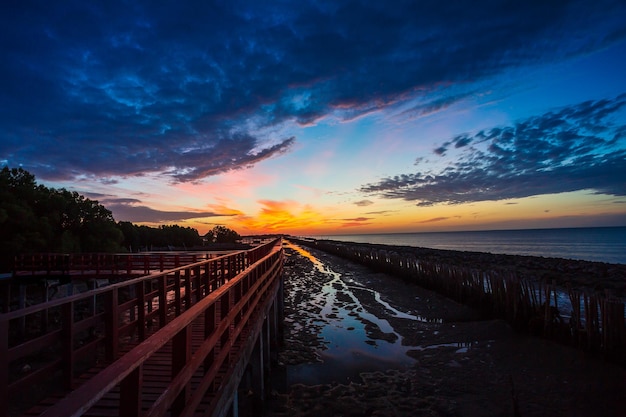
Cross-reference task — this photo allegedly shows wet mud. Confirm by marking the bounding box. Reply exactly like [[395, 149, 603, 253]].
[[265, 241, 626, 417]]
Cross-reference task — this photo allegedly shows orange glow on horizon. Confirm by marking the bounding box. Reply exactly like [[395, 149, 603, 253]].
[[145, 190, 625, 237], [232, 199, 329, 234]]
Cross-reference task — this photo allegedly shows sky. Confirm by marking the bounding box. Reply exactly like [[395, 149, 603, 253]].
[[2, 1, 626, 236]]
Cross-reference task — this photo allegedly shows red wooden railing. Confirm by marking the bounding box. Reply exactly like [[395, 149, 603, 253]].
[[12, 252, 230, 277], [1, 238, 283, 417]]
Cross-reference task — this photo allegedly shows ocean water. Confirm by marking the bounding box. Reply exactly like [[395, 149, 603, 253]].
[[310, 226, 626, 265]]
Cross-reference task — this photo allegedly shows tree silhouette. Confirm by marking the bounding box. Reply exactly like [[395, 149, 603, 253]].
[[0, 166, 244, 271], [204, 225, 241, 244], [0, 166, 124, 270]]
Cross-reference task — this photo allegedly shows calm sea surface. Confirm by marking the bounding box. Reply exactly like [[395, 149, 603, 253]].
[[308, 226, 626, 265]]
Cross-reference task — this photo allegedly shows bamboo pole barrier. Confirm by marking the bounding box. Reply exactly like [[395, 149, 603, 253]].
[[292, 238, 626, 365]]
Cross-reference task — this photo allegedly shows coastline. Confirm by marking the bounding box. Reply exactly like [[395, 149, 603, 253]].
[[265, 243, 626, 417], [297, 238, 626, 297], [307, 225, 626, 265]]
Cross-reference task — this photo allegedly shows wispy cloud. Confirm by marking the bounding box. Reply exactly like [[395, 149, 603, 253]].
[[339, 217, 373, 228], [2, 1, 625, 183], [101, 198, 233, 223], [419, 217, 449, 223], [365, 210, 396, 215], [341, 217, 372, 222], [361, 95, 626, 205], [398, 91, 477, 120]]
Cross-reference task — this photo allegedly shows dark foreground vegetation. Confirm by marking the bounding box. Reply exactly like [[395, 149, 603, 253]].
[[0, 166, 241, 271]]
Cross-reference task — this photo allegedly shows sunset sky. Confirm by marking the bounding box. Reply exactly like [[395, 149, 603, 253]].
[[2, 1, 626, 236]]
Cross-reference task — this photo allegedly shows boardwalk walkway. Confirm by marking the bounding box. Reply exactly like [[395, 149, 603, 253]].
[[2, 239, 284, 417]]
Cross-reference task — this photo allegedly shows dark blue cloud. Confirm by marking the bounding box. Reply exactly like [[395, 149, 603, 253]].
[[1, 1, 626, 182], [433, 134, 475, 156], [100, 198, 231, 223], [360, 95, 626, 204], [74, 193, 230, 222], [398, 91, 477, 120]]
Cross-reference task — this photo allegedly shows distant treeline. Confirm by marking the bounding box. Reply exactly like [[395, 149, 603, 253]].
[[0, 167, 241, 270]]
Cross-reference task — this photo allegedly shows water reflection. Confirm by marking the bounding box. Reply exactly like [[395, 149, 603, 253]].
[[284, 242, 430, 385]]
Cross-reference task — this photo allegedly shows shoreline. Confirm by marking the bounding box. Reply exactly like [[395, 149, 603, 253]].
[[295, 237, 626, 297], [303, 225, 626, 265], [265, 242, 626, 417]]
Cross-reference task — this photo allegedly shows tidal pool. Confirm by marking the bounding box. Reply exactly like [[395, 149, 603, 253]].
[[283, 242, 429, 385]]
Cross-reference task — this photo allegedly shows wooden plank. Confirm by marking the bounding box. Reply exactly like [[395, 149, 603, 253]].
[[11, 240, 283, 417]]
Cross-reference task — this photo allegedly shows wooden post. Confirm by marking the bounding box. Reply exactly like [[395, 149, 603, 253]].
[[41, 282, 48, 333], [205, 303, 217, 373], [174, 271, 182, 316], [146, 279, 154, 329], [277, 274, 285, 341], [144, 255, 149, 275], [0, 318, 9, 417], [105, 289, 119, 361], [221, 291, 231, 362], [136, 281, 145, 341], [194, 266, 201, 302], [62, 301, 75, 390], [120, 365, 143, 417], [172, 326, 191, 417], [158, 275, 167, 328], [210, 261, 218, 290], [263, 315, 271, 376], [220, 258, 226, 285], [250, 334, 264, 403], [203, 263, 211, 295], [234, 282, 243, 325], [1, 281, 9, 313], [18, 283, 26, 337], [128, 283, 136, 325], [184, 269, 192, 310]]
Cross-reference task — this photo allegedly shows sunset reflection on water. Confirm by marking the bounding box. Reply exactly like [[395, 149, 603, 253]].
[[284, 240, 326, 273]]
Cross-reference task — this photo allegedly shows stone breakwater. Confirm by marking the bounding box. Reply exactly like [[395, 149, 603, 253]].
[[290, 237, 626, 365]]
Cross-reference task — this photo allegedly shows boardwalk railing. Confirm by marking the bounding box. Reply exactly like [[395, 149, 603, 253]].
[[12, 252, 229, 277], [1, 238, 283, 417], [292, 238, 626, 365]]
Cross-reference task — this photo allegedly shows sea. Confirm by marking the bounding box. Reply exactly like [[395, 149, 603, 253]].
[[307, 226, 626, 265]]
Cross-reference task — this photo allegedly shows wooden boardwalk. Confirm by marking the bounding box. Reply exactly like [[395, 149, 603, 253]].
[[11, 252, 230, 278], [2, 239, 284, 417]]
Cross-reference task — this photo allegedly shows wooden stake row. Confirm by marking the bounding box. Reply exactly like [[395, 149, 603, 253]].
[[294, 239, 626, 365]]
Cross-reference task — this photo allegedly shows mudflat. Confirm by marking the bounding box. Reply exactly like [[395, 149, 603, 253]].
[[265, 243, 626, 417]]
